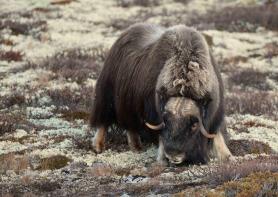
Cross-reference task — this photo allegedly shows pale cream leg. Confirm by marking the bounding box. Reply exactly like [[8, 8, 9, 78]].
[[157, 136, 168, 165], [212, 132, 233, 162], [92, 126, 107, 153]]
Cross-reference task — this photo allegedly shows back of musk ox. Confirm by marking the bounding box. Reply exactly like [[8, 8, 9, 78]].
[[90, 23, 232, 165]]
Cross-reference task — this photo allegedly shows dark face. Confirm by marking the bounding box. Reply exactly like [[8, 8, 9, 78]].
[[160, 98, 209, 165]]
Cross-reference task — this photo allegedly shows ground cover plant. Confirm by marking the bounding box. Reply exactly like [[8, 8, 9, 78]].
[[0, 0, 277, 196]]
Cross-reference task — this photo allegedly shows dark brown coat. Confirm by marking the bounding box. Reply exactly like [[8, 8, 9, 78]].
[[90, 23, 222, 132]]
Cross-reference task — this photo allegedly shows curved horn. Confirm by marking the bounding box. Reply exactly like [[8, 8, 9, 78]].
[[144, 91, 165, 131], [145, 91, 165, 131], [145, 122, 165, 130], [199, 119, 216, 138]]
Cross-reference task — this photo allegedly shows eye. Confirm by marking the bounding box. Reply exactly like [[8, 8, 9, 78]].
[[190, 116, 199, 131], [191, 122, 199, 131]]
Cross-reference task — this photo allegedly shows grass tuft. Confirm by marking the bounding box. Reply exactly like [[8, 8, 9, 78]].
[[36, 155, 71, 170]]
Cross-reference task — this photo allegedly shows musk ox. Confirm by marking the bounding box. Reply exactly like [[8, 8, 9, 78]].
[[90, 23, 232, 164]]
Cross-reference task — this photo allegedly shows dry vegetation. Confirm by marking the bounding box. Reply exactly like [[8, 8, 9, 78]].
[[228, 139, 273, 156], [0, 92, 26, 109], [0, 154, 30, 174], [0, 13, 47, 36], [229, 68, 276, 91], [225, 91, 278, 119], [189, 3, 278, 32], [116, 0, 161, 7], [0, 50, 23, 62], [0, 113, 26, 136], [36, 155, 72, 170], [221, 172, 278, 197], [46, 87, 93, 121], [0, 0, 277, 196], [24, 48, 106, 83], [189, 155, 278, 187]]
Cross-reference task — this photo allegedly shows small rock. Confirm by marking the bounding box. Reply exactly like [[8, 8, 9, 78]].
[[121, 175, 149, 183], [89, 162, 113, 177]]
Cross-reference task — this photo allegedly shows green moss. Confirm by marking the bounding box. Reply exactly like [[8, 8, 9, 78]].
[[36, 155, 72, 170]]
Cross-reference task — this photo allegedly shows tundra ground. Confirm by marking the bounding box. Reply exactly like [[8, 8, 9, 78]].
[[0, 0, 277, 196]]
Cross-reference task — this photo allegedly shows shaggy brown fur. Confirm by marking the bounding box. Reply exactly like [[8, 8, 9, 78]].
[[90, 23, 229, 163], [91, 23, 215, 130], [156, 25, 214, 100]]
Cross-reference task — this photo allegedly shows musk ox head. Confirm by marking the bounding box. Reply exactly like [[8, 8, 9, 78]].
[[163, 97, 215, 164], [146, 97, 215, 165], [144, 26, 217, 164]]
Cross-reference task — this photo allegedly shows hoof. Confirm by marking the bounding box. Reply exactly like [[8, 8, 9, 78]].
[[227, 155, 236, 162], [127, 131, 142, 152], [156, 158, 168, 166], [218, 153, 234, 163], [92, 136, 105, 153], [129, 142, 142, 152]]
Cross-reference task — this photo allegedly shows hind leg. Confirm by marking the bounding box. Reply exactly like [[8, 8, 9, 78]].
[[92, 126, 107, 153], [127, 131, 142, 151]]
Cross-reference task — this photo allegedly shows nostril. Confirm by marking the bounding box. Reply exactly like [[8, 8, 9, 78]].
[[171, 156, 185, 164], [165, 153, 185, 164], [174, 158, 180, 162]]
